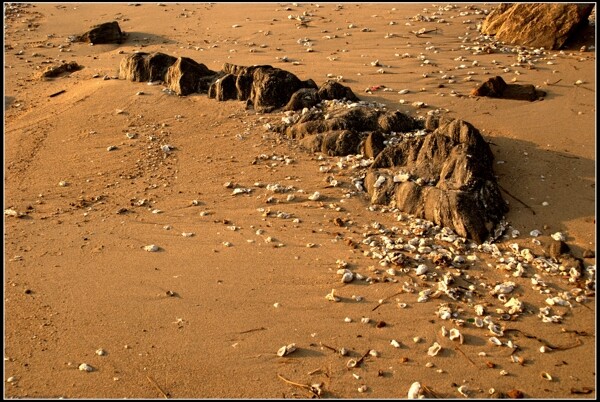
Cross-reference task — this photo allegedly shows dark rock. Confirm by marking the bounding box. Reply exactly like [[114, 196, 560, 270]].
[[165, 57, 217, 95], [481, 3, 595, 50], [548, 240, 571, 260], [76, 21, 125, 44], [506, 389, 524, 399], [285, 106, 381, 140], [471, 76, 546, 101], [320, 130, 364, 156], [118, 52, 177, 82], [361, 131, 386, 159], [318, 80, 360, 102], [38, 61, 83, 79], [284, 88, 320, 111], [208, 73, 238, 101], [368, 118, 507, 243], [582, 249, 595, 259], [249, 66, 308, 112], [378, 110, 422, 133]]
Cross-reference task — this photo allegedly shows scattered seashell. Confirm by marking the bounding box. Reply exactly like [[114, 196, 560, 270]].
[[449, 328, 464, 344], [457, 385, 469, 397], [308, 191, 321, 201], [390, 339, 401, 348], [407, 382, 422, 399], [143, 244, 159, 252], [427, 342, 442, 356], [347, 359, 358, 368], [489, 337, 503, 346], [325, 289, 340, 302], [95, 348, 106, 356], [541, 372, 553, 381], [277, 343, 297, 357], [357, 385, 368, 393]]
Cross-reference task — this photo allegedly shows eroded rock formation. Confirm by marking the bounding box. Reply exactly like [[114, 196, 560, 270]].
[[75, 21, 125, 44], [481, 3, 595, 50], [471, 76, 546, 101]]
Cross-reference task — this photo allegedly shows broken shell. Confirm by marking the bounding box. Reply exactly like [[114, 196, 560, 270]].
[[308, 191, 321, 201], [539, 345, 551, 353], [357, 385, 368, 393], [413, 336, 422, 343], [277, 343, 297, 357], [474, 304, 485, 316], [488, 322, 504, 337], [441, 326, 449, 337], [369, 349, 380, 357], [143, 244, 159, 252], [415, 264, 429, 275], [346, 358, 358, 368], [325, 289, 340, 302], [95, 348, 106, 356], [541, 372, 553, 381], [427, 342, 442, 356], [449, 328, 464, 344], [407, 382, 422, 399], [390, 339, 401, 348], [489, 337, 503, 346], [457, 385, 469, 397]]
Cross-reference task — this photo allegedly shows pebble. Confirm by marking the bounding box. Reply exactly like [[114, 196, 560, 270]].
[[143, 244, 159, 252], [78, 363, 94, 372]]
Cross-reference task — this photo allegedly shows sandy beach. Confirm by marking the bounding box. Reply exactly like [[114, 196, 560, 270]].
[[4, 2, 596, 399]]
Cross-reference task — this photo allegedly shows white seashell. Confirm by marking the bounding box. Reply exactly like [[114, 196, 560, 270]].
[[530, 229, 542, 237], [457, 385, 469, 397], [413, 336, 422, 343], [441, 326, 449, 337], [539, 345, 551, 353], [492, 282, 515, 295], [407, 382, 422, 399], [488, 322, 504, 337], [373, 175, 386, 188], [143, 244, 159, 252], [358, 385, 368, 393], [415, 264, 429, 275], [489, 337, 503, 346], [361, 317, 371, 324], [277, 343, 297, 357], [344, 317, 353, 323], [325, 289, 340, 302], [78, 363, 94, 372], [427, 342, 442, 356], [541, 372, 553, 381], [341, 271, 354, 283], [347, 359, 358, 368], [95, 348, 106, 356], [499, 369, 509, 376], [551, 232, 565, 241], [504, 297, 523, 314], [449, 328, 463, 344], [369, 349, 379, 357], [308, 191, 321, 201], [474, 304, 485, 316], [474, 317, 484, 328]]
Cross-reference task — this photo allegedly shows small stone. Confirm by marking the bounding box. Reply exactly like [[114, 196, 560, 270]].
[[78, 363, 94, 372]]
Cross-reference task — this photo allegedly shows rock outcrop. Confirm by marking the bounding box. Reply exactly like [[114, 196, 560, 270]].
[[277, 107, 507, 242], [38, 61, 83, 79], [471, 76, 546, 101], [481, 3, 595, 50], [75, 21, 125, 44], [118, 51, 507, 242]]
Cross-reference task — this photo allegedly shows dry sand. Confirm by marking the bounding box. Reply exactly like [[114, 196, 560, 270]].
[[4, 2, 596, 399]]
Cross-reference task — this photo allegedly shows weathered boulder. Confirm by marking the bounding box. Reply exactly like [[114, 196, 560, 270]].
[[471, 76, 546, 101], [38, 61, 83, 79], [318, 80, 360, 102], [119, 52, 177, 82], [208, 73, 238, 101], [361, 131, 386, 159], [284, 106, 421, 142], [75, 21, 125, 44], [480, 3, 595, 50], [284, 88, 320, 111], [165, 57, 217, 95], [365, 116, 507, 243]]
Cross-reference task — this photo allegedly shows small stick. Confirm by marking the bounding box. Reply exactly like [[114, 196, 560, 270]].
[[498, 184, 536, 215], [454, 346, 477, 367], [355, 349, 372, 367], [372, 291, 403, 311], [277, 374, 321, 398], [146, 375, 169, 399], [422, 384, 442, 398], [319, 342, 337, 353], [238, 326, 267, 334], [49, 89, 66, 97]]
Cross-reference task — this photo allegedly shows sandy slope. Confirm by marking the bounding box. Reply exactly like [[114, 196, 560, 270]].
[[4, 3, 596, 399]]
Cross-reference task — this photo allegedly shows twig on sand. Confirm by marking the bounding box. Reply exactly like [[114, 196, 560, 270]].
[[277, 374, 323, 398], [372, 291, 403, 311], [422, 384, 443, 398], [49, 89, 66, 97], [454, 346, 477, 367], [146, 375, 170, 399], [238, 326, 267, 334], [498, 184, 536, 215], [411, 28, 439, 37]]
